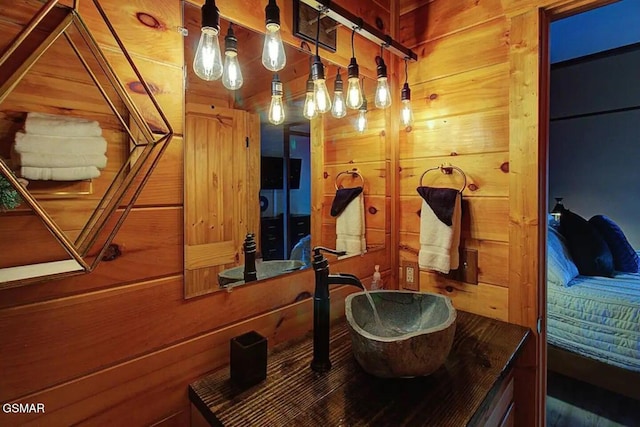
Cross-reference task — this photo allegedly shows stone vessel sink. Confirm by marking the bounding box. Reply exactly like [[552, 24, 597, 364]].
[[218, 260, 306, 287], [345, 290, 457, 378]]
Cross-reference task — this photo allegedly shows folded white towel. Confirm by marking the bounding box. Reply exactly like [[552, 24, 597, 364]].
[[336, 193, 366, 255], [14, 132, 107, 155], [21, 166, 101, 181], [25, 112, 103, 137], [16, 152, 107, 169], [418, 192, 461, 274]]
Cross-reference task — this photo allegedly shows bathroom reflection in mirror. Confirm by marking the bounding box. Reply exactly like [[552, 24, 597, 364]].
[[183, 3, 386, 295]]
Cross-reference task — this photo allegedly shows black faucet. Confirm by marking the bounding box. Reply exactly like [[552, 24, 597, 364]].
[[310, 246, 364, 373], [243, 233, 257, 283]]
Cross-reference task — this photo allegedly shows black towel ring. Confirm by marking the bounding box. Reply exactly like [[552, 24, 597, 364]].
[[419, 164, 467, 193], [335, 169, 365, 190]]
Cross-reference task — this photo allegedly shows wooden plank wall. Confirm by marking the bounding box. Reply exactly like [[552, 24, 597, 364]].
[[0, 0, 391, 425], [397, 1, 612, 426]]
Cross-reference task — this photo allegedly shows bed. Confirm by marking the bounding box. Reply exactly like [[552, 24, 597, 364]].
[[547, 221, 640, 400]]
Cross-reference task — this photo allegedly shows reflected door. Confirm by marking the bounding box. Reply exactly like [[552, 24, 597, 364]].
[[184, 105, 260, 298]]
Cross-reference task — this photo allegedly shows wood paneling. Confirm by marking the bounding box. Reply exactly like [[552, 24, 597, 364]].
[[399, 0, 505, 48], [419, 271, 509, 321], [408, 17, 509, 83], [400, 108, 509, 159], [399, 152, 509, 197]]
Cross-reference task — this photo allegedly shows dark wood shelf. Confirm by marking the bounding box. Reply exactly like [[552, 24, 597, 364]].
[[190, 311, 530, 426]]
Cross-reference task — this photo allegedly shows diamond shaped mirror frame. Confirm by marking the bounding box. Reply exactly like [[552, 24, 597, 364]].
[[0, 0, 173, 288]]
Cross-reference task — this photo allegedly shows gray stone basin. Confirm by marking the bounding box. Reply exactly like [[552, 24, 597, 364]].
[[345, 290, 457, 378], [218, 260, 306, 287]]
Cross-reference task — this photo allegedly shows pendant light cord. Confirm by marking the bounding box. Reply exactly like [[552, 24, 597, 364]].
[[351, 28, 356, 58], [315, 7, 321, 56], [404, 58, 409, 84]]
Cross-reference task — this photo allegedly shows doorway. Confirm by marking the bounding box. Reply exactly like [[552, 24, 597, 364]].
[[543, 1, 640, 425]]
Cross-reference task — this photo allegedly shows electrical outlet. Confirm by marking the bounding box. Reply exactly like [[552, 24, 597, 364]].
[[401, 261, 420, 291]]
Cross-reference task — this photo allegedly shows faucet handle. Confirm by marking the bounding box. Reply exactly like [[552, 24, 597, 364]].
[[312, 246, 347, 257]]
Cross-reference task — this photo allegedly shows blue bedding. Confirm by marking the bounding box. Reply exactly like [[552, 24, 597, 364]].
[[547, 271, 640, 372]]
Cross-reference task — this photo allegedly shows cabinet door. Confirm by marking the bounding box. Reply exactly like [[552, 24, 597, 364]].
[[184, 105, 260, 298]]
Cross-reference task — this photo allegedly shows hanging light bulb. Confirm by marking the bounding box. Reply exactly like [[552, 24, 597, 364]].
[[374, 54, 391, 109], [193, 0, 223, 81], [331, 69, 347, 118], [262, 0, 286, 71], [375, 49, 391, 108], [222, 24, 243, 90], [400, 83, 414, 128], [311, 56, 332, 114], [355, 96, 368, 133], [268, 74, 285, 125], [400, 59, 414, 127], [346, 29, 363, 110], [303, 76, 317, 120], [308, 8, 330, 114]]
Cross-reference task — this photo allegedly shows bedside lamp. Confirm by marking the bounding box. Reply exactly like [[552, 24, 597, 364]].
[[551, 197, 564, 222]]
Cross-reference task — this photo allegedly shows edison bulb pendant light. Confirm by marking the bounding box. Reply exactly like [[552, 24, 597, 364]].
[[193, 0, 223, 81], [374, 56, 391, 109], [310, 56, 331, 114], [355, 98, 368, 133], [262, 0, 286, 71], [222, 25, 243, 90], [303, 77, 317, 120], [331, 70, 347, 119], [346, 57, 363, 110], [268, 74, 285, 125], [400, 82, 414, 127]]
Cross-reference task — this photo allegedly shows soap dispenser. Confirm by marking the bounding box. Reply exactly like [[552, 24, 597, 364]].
[[371, 265, 383, 290]]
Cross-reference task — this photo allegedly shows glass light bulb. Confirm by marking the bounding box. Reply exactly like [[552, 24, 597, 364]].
[[303, 92, 317, 120], [262, 23, 286, 71], [400, 99, 414, 127], [346, 78, 363, 110], [222, 52, 243, 90], [356, 109, 367, 133], [331, 91, 346, 118], [193, 27, 223, 81], [268, 95, 285, 125], [375, 77, 392, 109], [313, 79, 332, 114]]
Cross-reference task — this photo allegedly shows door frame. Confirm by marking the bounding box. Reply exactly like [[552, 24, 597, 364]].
[[508, 1, 616, 425]]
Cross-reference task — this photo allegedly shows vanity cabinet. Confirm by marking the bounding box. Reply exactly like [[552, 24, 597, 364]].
[[189, 311, 530, 426]]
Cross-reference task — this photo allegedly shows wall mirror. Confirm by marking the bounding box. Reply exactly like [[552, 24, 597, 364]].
[[0, 0, 172, 288], [183, 2, 389, 298]]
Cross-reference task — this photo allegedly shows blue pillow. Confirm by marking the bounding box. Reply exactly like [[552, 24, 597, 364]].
[[548, 227, 579, 287], [559, 209, 614, 277], [589, 215, 640, 273]]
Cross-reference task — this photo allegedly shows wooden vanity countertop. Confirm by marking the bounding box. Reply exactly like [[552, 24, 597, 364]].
[[189, 311, 531, 426]]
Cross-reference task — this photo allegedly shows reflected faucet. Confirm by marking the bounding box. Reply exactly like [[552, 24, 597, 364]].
[[243, 233, 257, 283], [311, 246, 364, 373]]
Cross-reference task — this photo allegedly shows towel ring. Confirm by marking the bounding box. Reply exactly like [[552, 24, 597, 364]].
[[335, 169, 365, 190], [419, 164, 467, 193]]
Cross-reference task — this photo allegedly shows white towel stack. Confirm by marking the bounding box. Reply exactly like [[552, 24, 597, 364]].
[[336, 193, 367, 255], [14, 112, 107, 181]]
